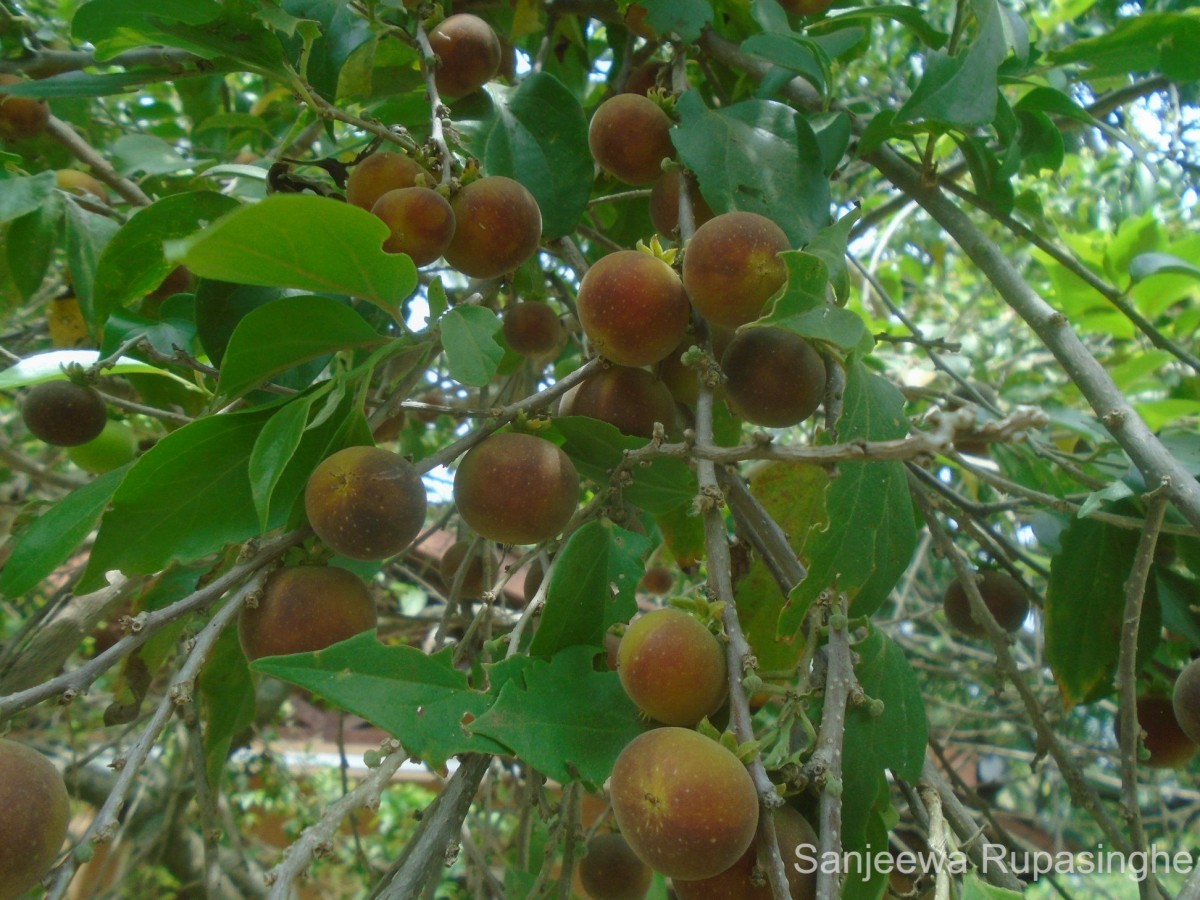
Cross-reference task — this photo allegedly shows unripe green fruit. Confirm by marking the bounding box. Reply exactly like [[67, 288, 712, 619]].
[[579, 832, 652, 899], [453, 432, 579, 544], [22, 380, 108, 447], [682, 212, 790, 330], [239, 566, 376, 660], [721, 328, 826, 427], [304, 446, 427, 560], [942, 570, 1030, 638], [618, 608, 727, 726], [1174, 658, 1200, 745], [67, 419, 137, 473], [589, 94, 676, 186], [0, 739, 70, 899], [609, 727, 759, 881], [577, 250, 690, 367]]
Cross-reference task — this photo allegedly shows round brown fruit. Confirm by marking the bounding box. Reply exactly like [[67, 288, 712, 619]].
[[1117, 694, 1198, 769], [304, 446, 427, 560], [502, 301, 564, 358], [428, 14, 502, 100], [577, 250, 690, 367], [1174, 658, 1200, 745], [721, 328, 825, 427], [444, 176, 542, 279], [638, 566, 674, 595], [682, 212, 790, 329], [22, 380, 108, 447], [346, 152, 427, 210], [589, 94, 676, 186], [370, 186, 455, 267], [239, 566, 376, 661], [55, 169, 110, 203], [650, 169, 714, 238], [0, 74, 50, 141], [440, 540, 495, 599], [942, 570, 1029, 638], [618, 608, 727, 726], [674, 805, 818, 899], [453, 432, 579, 545], [609, 727, 758, 881], [623, 61, 668, 96], [0, 739, 70, 899], [559, 366, 677, 439], [579, 832, 652, 900], [779, 0, 835, 14]]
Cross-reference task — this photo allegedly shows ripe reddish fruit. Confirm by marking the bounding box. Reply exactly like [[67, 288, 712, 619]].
[[440, 540, 496, 599], [22, 380, 108, 447], [618, 608, 727, 726], [502, 301, 564, 358], [428, 14, 502, 99], [346, 152, 427, 210], [780, 0, 835, 14], [579, 832, 652, 899], [623, 61, 668, 96], [239, 566, 376, 660], [649, 169, 714, 238], [577, 250, 690, 367], [721, 328, 826, 427], [1174, 658, 1200, 745], [304, 446, 427, 560], [453, 432, 579, 544], [0, 739, 70, 899], [0, 74, 50, 141], [1117, 694, 1198, 769], [682, 212, 790, 329], [370, 186, 455, 267], [942, 570, 1030, 638], [444, 176, 542, 279], [674, 805, 819, 899], [609, 727, 758, 881], [559, 366, 677, 439], [589, 94, 676, 186]]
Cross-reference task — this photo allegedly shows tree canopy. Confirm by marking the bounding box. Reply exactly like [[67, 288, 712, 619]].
[[1, 0, 1198, 898]]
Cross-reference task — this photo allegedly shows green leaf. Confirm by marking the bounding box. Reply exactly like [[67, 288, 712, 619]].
[[777, 359, 916, 634], [673, 92, 831, 246], [1156, 569, 1200, 651], [0, 349, 198, 392], [80, 409, 273, 589], [280, 0, 373, 101], [6, 195, 64, 301], [643, 0, 712, 41], [529, 521, 649, 658], [470, 73, 591, 240], [0, 171, 56, 223], [93, 192, 241, 324], [1048, 11, 1200, 81], [217, 295, 384, 399], [1045, 517, 1160, 707], [169, 195, 418, 316], [757, 252, 871, 350], [468, 645, 648, 786], [0, 466, 127, 598], [199, 624, 256, 788], [440, 306, 504, 387], [1129, 252, 1200, 284], [961, 873, 1024, 900], [253, 634, 505, 766], [65, 201, 120, 329], [847, 629, 927, 782], [896, 0, 1006, 128], [111, 134, 197, 177], [555, 416, 698, 514], [742, 33, 826, 93], [825, 5, 948, 49]]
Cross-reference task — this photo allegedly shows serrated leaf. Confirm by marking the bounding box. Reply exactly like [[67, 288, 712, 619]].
[[0, 466, 127, 598], [93, 192, 240, 324], [1046, 517, 1160, 707], [757, 251, 871, 350], [217, 295, 384, 399], [468, 645, 648, 786], [169, 195, 418, 316], [778, 359, 915, 634], [529, 521, 649, 658], [440, 306, 504, 387], [255, 635, 506, 765], [673, 92, 831, 246]]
